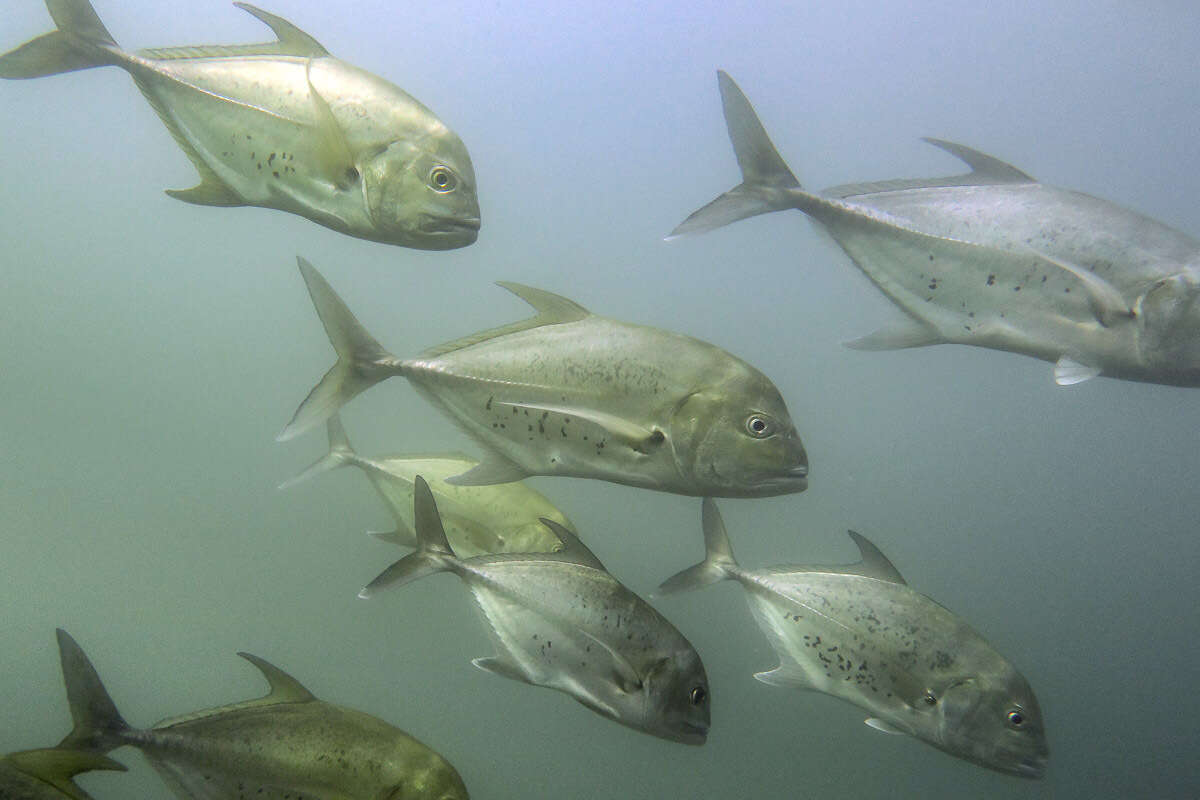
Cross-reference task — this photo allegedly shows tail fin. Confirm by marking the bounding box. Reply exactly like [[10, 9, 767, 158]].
[[0, 0, 121, 79], [55, 629, 131, 754], [277, 257, 402, 442], [657, 498, 739, 594], [666, 70, 800, 239], [279, 413, 358, 489], [6, 748, 125, 800], [358, 475, 457, 598]]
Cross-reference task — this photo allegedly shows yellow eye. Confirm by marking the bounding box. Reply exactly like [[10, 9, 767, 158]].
[[429, 166, 457, 192], [690, 686, 707, 705]]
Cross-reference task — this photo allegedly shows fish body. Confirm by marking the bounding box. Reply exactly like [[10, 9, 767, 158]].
[[281, 414, 569, 557], [0, 1, 479, 249], [55, 630, 469, 800], [279, 258, 809, 498], [0, 748, 124, 800], [671, 71, 1200, 386], [365, 478, 711, 745], [658, 500, 1048, 777]]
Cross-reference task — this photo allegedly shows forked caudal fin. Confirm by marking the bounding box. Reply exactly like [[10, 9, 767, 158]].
[[278, 413, 358, 489], [666, 70, 801, 239], [55, 629, 132, 755], [0, 0, 122, 79], [278, 258, 402, 442], [657, 498, 739, 594], [359, 476, 458, 598]]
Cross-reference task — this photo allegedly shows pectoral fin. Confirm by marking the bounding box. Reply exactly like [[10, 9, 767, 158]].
[[1039, 253, 1135, 327], [306, 62, 358, 190], [498, 401, 663, 451]]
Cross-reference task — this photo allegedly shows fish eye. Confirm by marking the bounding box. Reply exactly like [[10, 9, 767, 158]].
[[922, 691, 938, 706], [1006, 709, 1025, 727], [690, 686, 707, 705], [745, 415, 772, 438], [429, 166, 457, 192]]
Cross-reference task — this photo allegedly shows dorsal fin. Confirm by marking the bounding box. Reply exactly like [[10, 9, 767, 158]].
[[139, 4, 328, 61], [154, 652, 315, 730], [237, 652, 318, 703], [233, 3, 328, 56], [922, 138, 1034, 182], [537, 518, 607, 571], [845, 531, 906, 584], [825, 139, 1035, 199], [419, 283, 591, 359]]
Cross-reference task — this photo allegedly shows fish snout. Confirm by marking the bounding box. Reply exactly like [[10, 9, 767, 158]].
[[1015, 753, 1048, 779]]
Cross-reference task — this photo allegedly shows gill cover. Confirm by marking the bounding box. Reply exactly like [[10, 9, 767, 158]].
[[1136, 270, 1200, 367]]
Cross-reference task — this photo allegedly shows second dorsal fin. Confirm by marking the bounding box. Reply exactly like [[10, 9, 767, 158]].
[[419, 283, 591, 358]]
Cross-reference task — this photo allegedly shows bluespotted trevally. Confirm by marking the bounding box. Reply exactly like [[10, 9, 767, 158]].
[[658, 500, 1049, 777], [278, 257, 808, 498], [670, 71, 1200, 387], [0, 1, 480, 249], [55, 629, 470, 800], [281, 413, 568, 557], [363, 477, 711, 745]]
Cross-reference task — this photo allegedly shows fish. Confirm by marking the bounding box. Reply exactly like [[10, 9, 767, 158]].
[[658, 499, 1049, 778], [280, 412, 568, 557], [669, 71, 1200, 387], [0, 747, 124, 800], [54, 629, 470, 800], [277, 257, 809, 498], [364, 476, 711, 745], [0, 0, 480, 249]]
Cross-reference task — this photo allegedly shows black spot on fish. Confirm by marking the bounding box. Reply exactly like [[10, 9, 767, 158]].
[[1014, 285, 1021, 291], [986, 274, 996, 286], [268, 153, 276, 165], [257, 163, 262, 170], [928, 254, 935, 261], [486, 396, 493, 411], [273, 171, 280, 178]]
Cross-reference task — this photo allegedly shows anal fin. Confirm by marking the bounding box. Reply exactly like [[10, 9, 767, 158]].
[[445, 457, 530, 486], [166, 179, 245, 207], [472, 655, 533, 684], [843, 318, 943, 351]]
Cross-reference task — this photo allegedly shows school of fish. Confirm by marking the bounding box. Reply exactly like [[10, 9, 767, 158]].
[[5, 0, 1200, 797]]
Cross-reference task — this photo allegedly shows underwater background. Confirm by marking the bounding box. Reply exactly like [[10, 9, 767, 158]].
[[2, 0, 1199, 797]]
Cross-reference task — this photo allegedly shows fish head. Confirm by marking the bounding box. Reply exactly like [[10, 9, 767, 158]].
[[360, 130, 480, 250], [926, 673, 1049, 779], [667, 374, 808, 497], [1134, 269, 1200, 379], [639, 650, 711, 745], [380, 748, 471, 800]]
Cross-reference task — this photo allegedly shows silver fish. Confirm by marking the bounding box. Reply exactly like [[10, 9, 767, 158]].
[[659, 499, 1049, 778], [281, 413, 568, 557], [55, 630, 470, 800], [278, 257, 809, 498], [0, 0, 480, 249], [0, 747, 124, 800], [670, 71, 1200, 387], [365, 476, 711, 745]]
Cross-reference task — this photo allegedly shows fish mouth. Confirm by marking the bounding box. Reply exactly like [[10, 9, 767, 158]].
[[419, 214, 481, 235], [670, 722, 709, 745], [1013, 754, 1048, 779]]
